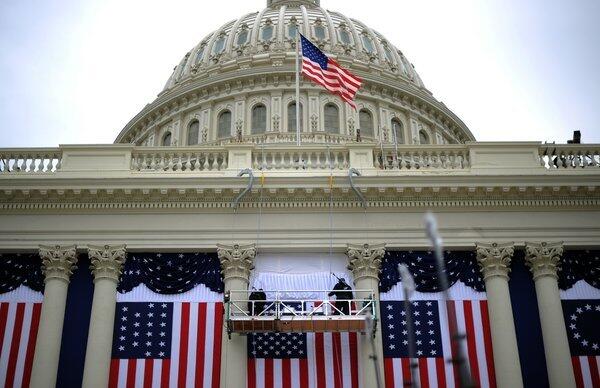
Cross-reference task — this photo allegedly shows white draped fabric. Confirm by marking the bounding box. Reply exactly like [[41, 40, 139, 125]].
[[560, 280, 600, 300], [116, 283, 222, 302], [250, 253, 353, 300], [380, 280, 487, 301], [0, 285, 43, 303]]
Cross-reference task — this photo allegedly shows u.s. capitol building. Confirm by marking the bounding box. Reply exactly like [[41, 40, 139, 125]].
[[0, 0, 599, 387]]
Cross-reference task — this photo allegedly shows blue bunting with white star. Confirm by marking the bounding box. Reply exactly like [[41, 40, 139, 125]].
[[558, 250, 600, 290], [0, 253, 44, 294], [118, 252, 223, 295], [379, 250, 485, 293]]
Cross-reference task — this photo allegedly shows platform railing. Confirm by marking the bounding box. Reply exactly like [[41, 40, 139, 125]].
[[225, 289, 376, 321], [539, 144, 600, 170], [374, 144, 470, 170], [0, 148, 63, 174]]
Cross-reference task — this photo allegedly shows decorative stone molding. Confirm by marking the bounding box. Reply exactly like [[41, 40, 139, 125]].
[[87, 245, 127, 283], [476, 242, 515, 280], [346, 243, 386, 282], [525, 242, 564, 280], [217, 243, 256, 283], [38, 245, 78, 282]]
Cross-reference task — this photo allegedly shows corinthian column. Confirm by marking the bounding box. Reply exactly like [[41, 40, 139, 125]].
[[525, 242, 576, 388], [476, 242, 523, 388], [82, 245, 126, 388], [217, 243, 256, 388], [346, 243, 386, 388], [30, 245, 77, 388]]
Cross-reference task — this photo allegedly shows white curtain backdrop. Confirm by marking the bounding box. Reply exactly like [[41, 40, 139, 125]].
[[250, 253, 353, 300]]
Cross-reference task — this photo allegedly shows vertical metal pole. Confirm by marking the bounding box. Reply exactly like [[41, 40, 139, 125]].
[[296, 33, 301, 147]]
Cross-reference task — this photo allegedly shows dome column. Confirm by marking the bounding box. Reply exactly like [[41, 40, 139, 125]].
[[525, 242, 576, 388], [346, 243, 386, 387], [217, 243, 256, 388], [476, 242, 523, 388], [81, 244, 126, 388], [30, 245, 78, 388]]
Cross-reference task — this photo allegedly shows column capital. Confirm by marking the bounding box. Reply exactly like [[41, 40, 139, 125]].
[[476, 242, 515, 280], [38, 245, 78, 283], [87, 245, 126, 283], [525, 241, 564, 281], [346, 243, 386, 282], [217, 243, 256, 283]]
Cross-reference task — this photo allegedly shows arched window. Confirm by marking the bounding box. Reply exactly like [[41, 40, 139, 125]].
[[339, 29, 351, 45], [161, 132, 172, 147], [391, 118, 404, 144], [236, 29, 249, 46], [188, 120, 200, 145], [362, 34, 375, 53], [213, 35, 226, 54], [217, 110, 232, 139], [194, 46, 205, 65], [359, 109, 374, 137], [324, 104, 340, 133], [262, 24, 274, 41], [315, 25, 326, 40], [252, 104, 267, 134], [287, 102, 303, 132], [288, 24, 298, 39], [419, 130, 430, 145]]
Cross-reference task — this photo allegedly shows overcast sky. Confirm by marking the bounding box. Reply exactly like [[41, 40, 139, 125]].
[[1, 0, 599, 147]]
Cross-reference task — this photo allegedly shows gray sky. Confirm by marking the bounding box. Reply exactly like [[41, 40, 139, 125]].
[[1, 0, 599, 147]]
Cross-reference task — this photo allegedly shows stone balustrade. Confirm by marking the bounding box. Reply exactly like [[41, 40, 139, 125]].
[[374, 144, 470, 170], [202, 131, 361, 147], [2, 142, 600, 177], [539, 144, 600, 170], [131, 147, 228, 172], [0, 148, 63, 173]]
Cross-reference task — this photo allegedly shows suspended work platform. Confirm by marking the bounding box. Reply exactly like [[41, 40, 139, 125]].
[[225, 290, 377, 336]]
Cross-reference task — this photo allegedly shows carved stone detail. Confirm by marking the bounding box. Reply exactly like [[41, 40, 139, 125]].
[[525, 241, 564, 280], [88, 244, 127, 282], [346, 243, 386, 281], [217, 243, 256, 283], [476, 242, 514, 280], [38, 245, 78, 282]]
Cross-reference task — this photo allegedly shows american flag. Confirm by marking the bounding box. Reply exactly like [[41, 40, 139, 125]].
[[381, 300, 496, 388], [563, 299, 600, 388], [109, 301, 223, 388], [247, 332, 359, 388], [300, 34, 362, 108], [0, 302, 41, 388]]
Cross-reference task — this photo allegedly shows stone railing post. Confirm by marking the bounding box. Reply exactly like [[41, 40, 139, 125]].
[[525, 242, 576, 388], [30, 245, 78, 388], [476, 242, 523, 388], [217, 243, 256, 388], [346, 243, 386, 387], [81, 244, 126, 388]]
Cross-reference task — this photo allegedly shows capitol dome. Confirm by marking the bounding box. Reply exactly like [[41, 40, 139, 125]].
[[116, 0, 475, 146]]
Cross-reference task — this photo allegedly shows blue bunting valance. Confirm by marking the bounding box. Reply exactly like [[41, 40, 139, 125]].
[[558, 250, 600, 290], [118, 252, 223, 294], [0, 253, 44, 294], [379, 250, 485, 293]]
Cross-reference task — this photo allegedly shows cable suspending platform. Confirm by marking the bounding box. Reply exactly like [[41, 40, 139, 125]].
[[225, 290, 377, 336]]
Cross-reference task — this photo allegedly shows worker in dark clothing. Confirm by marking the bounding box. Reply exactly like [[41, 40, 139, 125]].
[[328, 278, 353, 315], [248, 289, 267, 315]]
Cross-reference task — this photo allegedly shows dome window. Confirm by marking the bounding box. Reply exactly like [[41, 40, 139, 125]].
[[288, 24, 298, 39], [237, 28, 249, 46], [188, 120, 200, 145], [324, 104, 340, 134], [288, 102, 303, 132], [359, 109, 374, 137], [217, 110, 232, 139], [314, 25, 326, 41], [194, 46, 206, 65], [261, 20, 274, 41], [391, 118, 404, 144], [213, 35, 226, 54], [419, 130, 430, 145], [251, 104, 267, 135], [161, 132, 172, 147], [384, 46, 394, 63], [339, 28, 351, 45], [361, 34, 375, 53]]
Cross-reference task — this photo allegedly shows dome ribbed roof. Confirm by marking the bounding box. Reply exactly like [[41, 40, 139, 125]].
[[162, 0, 425, 92]]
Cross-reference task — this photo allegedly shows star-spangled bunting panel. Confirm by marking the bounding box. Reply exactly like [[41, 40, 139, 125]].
[[0, 253, 44, 294], [558, 250, 600, 290], [118, 252, 223, 294], [379, 251, 485, 293]]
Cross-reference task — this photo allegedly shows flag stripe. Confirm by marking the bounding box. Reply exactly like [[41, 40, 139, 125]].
[[22, 303, 41, 388], [109, 359, 120, 388], [480, 301, 497, 388], [462, 301, 481, 386], [177, 303, 190, 388], [13, 303, 32, 388], [211, 303, 223, 388], [446, 301, 461, 388], [435, 357, 447, 388], [5, 303, 26, 388], [143, 359, 153, 388], [195, 303, 207, 387], [348, 333, 359, 388], [299, 358, 309, 388], [331, 333, 342, 388], [589, 356, 600, 388]]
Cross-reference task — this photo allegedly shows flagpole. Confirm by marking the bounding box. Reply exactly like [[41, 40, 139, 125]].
[[295, 32, 301, 147]]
